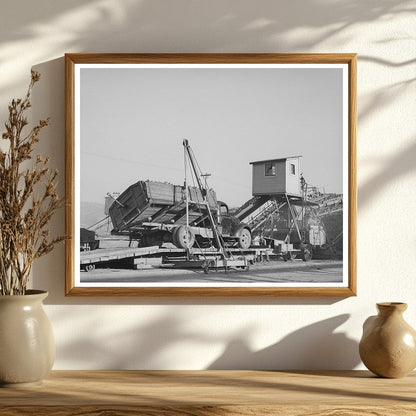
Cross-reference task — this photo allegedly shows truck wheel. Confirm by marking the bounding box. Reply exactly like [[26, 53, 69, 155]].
[[84, 264, 95, 272], [237, 228, 251, 250], [301, 247, 312, 262], [172, 225, 195, 249]]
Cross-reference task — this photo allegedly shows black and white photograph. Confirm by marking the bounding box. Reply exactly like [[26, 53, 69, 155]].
[[65, 54, 356, 296]]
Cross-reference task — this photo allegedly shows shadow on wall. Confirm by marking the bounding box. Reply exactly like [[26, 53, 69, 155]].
[[208, 314, 360, 370], [358, 138, 416, 209], [30, 57, 67, 301], [54, 309, 216, 369], [0, 0, 414, 97], [53, 306, 359, 370], [1, 0, 412, 52]]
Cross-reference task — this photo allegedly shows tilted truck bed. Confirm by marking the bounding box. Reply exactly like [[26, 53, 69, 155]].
[[109, 180, 218, 233]]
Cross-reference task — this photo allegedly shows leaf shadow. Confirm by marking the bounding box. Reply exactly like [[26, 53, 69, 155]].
[[208, 314, 360, 370], [358, 138, 416, 209]]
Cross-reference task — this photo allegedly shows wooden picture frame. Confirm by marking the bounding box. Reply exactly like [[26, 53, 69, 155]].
[[65, 53, 356, 296]]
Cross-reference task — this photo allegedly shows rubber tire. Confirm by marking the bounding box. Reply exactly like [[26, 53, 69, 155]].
[[302, 248, 312, 262], [172, 225, 195, 249], [237, 228, 252, 250]]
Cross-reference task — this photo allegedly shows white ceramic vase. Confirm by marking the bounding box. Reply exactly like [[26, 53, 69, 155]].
[[0, 290, 55, 387]]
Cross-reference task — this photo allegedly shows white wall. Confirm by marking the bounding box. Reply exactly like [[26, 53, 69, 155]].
[[1, 0, 415, 370]]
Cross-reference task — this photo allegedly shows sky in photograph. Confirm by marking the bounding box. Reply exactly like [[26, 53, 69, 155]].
[[79, 66, 344, 209]]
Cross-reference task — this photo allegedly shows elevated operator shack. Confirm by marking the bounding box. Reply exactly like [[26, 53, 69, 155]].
[[233, 155, 314, 261], [250, 156, 301, 197]]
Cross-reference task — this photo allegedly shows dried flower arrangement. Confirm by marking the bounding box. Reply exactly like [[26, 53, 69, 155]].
[[0, 71, 65, 295]]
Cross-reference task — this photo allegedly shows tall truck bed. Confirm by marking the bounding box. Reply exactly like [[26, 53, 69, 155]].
[[109, 180, 218, 233]]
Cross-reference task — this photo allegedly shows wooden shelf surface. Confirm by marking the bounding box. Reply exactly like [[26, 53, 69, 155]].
[[1, 370, 415, 415]]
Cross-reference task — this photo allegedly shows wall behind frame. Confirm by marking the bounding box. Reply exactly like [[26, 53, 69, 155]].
[[0, 0, 415, 370]]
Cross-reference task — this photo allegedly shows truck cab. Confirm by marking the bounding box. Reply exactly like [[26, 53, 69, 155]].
[[215, 201, 252, 249]]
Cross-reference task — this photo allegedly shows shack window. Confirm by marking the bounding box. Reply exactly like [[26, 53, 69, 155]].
[[265, 162, 277, 176], [290, 163, 296, 175]]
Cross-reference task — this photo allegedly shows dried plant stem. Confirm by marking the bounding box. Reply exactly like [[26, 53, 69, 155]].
[[0, 71, 65, 295]]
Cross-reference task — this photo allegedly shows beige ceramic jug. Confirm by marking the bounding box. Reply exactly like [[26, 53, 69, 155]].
[[359, 302, 416, 378]]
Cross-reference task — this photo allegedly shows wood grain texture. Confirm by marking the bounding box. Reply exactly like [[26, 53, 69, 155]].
[[0, 370, 415, 416], [65, 286, 356, 297], [64, 53, 357, 297], [3, 406, 416, 416], [65, 54, 75, 296], [65, 53, 357, 64], [348, 55, 358, 297]]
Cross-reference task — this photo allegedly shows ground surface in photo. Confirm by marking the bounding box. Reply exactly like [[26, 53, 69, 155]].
[[80, 260, 343, 284]]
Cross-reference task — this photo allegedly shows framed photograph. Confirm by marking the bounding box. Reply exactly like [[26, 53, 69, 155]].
[[65, 53, 356, 296]]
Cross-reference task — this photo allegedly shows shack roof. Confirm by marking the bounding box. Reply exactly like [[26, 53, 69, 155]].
[[249, 156, 302, 165]]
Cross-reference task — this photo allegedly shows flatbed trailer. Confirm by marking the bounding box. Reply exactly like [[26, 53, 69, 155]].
[[80, 246, 274, 272], [161, 256, 251, 274]]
